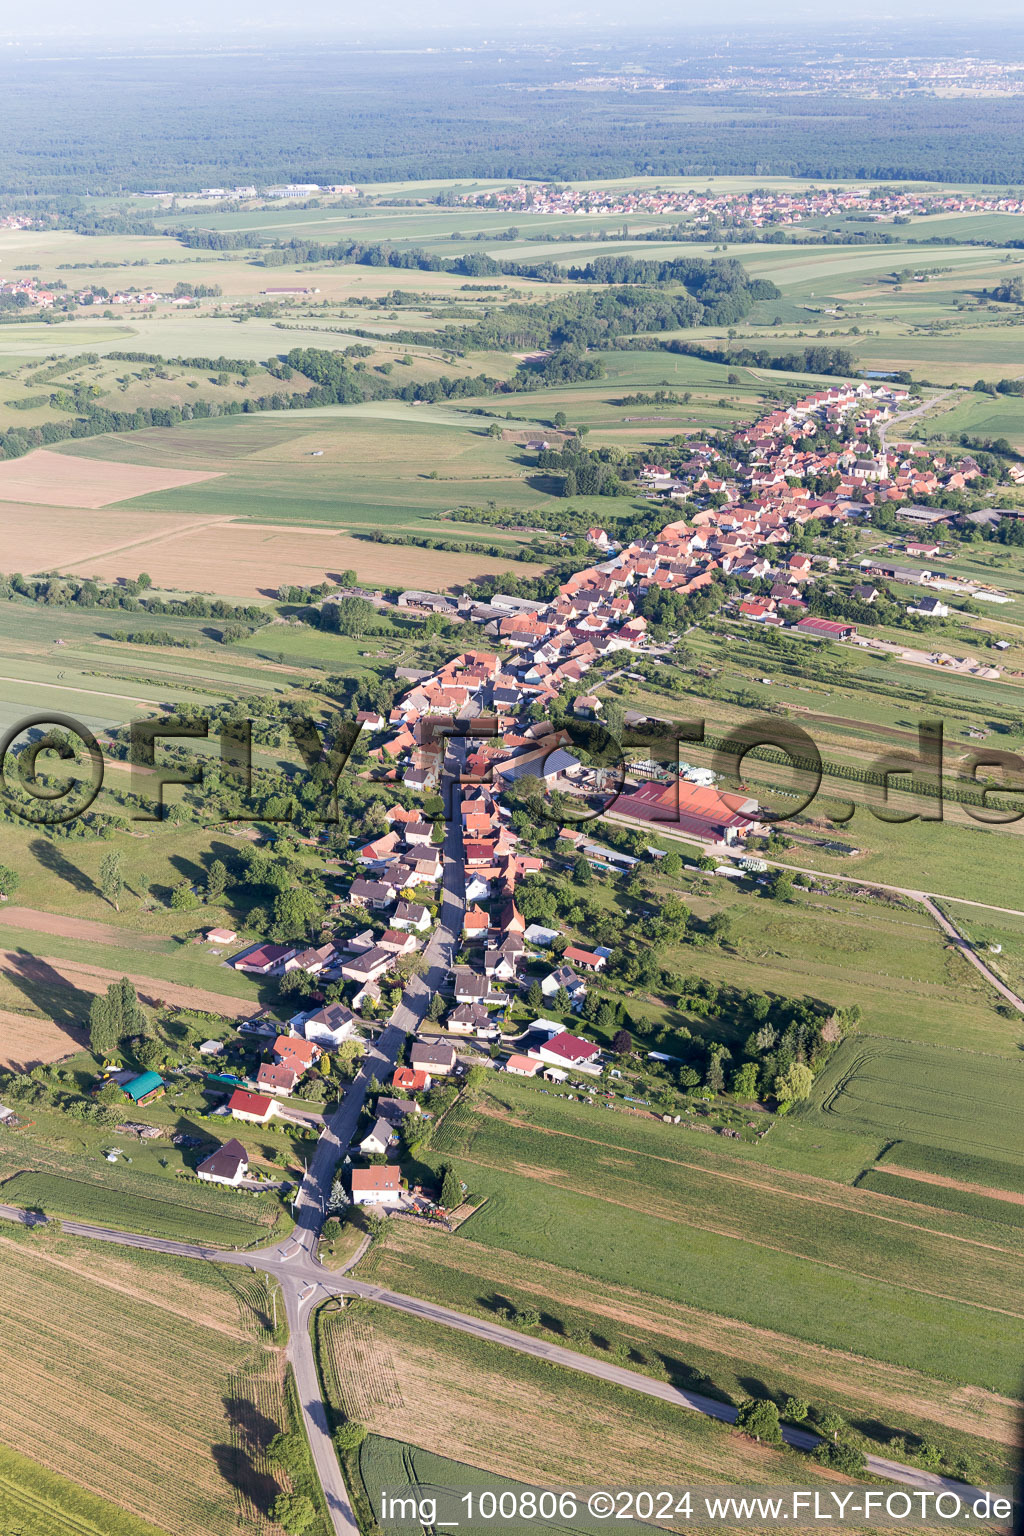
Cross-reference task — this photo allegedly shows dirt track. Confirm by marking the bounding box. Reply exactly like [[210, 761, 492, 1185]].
[[0, 905, 168, 950], [879, 1163, 1024, 1208]]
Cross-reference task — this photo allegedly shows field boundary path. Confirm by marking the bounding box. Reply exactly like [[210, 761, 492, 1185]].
[[919, 897, 1024, 1015]]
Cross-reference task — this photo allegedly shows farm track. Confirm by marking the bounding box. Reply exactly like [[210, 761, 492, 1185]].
[[0, 905, 169, 950], [55, 515, 236, 574]]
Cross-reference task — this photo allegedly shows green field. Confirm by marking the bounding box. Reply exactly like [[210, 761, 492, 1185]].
[[801, 1037, 1024, 1159], [425, 1081, 1024, 1394], [0, 1168, 275, 1246], [353, 1220, 1017, 1486]]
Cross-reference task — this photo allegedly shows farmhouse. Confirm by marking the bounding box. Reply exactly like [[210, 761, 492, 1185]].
[[563, 945, 606, 972], [908, 595, 950, 617], [505, 1054, 541, 1077], [196, 1139, 249, 1187], [615, 779, 763, 845], [793, 616, 856, 640], [233, 944, 296, 975]]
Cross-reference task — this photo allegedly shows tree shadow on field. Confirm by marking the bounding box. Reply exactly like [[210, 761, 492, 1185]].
[[29, 837, 99, 897], [169, 851, 209, 886], [212, 1419, 281, 1517], [0, 948, 93, 1037], [737, 1374, 775, 1402], [849, 1414, 907, 1446]]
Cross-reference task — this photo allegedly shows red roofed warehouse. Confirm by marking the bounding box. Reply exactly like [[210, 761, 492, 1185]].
[[793, 616, 856, 641], [615, 780, 764, 846]]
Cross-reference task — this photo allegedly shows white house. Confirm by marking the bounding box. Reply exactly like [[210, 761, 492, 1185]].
[[391, 901, 431, 933], [196, 1138, 249, 1186], [359, 1116, 394, 1157], [540, 965, 587, 1005], [303, 1004, 361, 1050], [532, 1030, 602, 1077], [351, 1166, 403, 1206]]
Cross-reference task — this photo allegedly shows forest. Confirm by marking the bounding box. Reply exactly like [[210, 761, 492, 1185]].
[[3, 39, 1024, 198]]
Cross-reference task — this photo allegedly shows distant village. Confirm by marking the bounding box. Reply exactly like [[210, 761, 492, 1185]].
[[459, 182, 1024, 225]]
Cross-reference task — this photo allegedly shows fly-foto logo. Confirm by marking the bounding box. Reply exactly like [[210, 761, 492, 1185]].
[[1, 711, 1022, 828]]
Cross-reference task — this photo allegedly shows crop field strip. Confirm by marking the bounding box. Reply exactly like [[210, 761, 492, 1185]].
[[426, 1085, 1024, 1393], [0, 1240, 271, 1535], [320, 1304, 828, 1498], [855, 1170, 1024, 1228], [353, 1220, 1019, 1477], [0, 1439, 169, 1536], [226, 1351, 292, 1535], [0, 1169, 270, 1245]]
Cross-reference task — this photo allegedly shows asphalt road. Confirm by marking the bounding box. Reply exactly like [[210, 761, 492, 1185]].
[[0, 1202, 985, 1509]]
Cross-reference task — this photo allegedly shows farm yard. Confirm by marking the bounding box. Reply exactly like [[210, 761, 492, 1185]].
[[0, 1233, 292, 1535]]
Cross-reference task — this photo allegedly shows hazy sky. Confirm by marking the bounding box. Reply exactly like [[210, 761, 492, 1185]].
[[0, 0, 1020, 41]]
